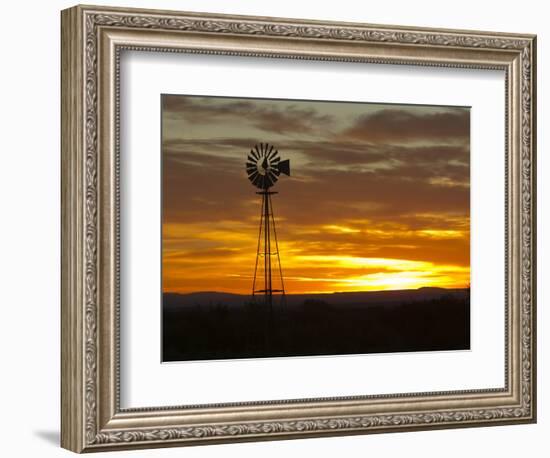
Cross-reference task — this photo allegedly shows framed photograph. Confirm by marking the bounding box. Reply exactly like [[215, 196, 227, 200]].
[[161, 94, 472, 363], [61, 4, 537, 453]]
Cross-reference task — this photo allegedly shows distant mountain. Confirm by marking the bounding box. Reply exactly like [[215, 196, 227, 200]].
[[163, 287, 468, 310]]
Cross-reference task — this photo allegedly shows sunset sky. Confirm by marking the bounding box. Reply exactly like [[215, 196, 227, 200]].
[[162, 95, 470, 294]]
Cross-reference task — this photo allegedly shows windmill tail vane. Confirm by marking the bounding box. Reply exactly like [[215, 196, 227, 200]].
[[246, 143, 290, 312]]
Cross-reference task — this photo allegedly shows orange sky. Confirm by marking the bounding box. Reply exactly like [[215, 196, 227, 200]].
[[162, 95, 470, 294]]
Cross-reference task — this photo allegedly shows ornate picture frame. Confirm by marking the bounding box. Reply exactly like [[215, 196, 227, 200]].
[[61, 4, 536, 453]]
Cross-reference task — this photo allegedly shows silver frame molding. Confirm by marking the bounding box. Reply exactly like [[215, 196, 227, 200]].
[[61, 4, 537, 453]]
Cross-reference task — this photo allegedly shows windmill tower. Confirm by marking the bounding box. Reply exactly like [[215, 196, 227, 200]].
[[246, 143, 290, 313]]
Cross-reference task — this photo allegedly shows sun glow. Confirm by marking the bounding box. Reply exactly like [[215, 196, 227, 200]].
[[293, 255, 430, 269], [163, 220, 470, 293], [278, 256, 469, 292]]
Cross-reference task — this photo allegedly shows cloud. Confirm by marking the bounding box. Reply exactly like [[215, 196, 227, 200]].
[[275, 139, 469, 182], [163, 95, 335, 135], [342, 108, 470, 143], [162, 137, 469, 229]]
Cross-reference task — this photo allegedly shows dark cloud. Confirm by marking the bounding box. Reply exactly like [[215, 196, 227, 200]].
[[164, 135, 468, 177], [277, 167, 469, 225], [162, 136, 469, 229], [163, 95, 334, 135], [275, 139, 469, 180], [164, 137, 260, 152], [342, 108, 470, 143], [163, 150, 469, 228]]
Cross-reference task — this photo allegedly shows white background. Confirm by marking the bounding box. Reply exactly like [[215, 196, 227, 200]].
[[0, 0, 546, 457], [121, 53, 505, 407]]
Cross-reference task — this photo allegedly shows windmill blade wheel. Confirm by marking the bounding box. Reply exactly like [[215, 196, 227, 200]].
[[245, 143, 287, 190]]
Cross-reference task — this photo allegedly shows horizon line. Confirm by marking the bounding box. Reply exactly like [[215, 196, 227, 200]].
[[163, 285, 470, 296]]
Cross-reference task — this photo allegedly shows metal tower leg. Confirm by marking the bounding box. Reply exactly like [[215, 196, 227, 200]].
[[252, 193, 264, 299], [269, 193, 286, 305]]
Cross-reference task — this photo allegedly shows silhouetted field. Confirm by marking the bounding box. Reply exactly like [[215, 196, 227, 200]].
[[162, 287, 470, 362]]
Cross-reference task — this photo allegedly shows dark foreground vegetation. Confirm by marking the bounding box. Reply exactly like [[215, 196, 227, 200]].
[[162, 288, 470, 361]]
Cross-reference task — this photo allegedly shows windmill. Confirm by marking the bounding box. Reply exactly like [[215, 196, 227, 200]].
[[246, 143, 290, 313]]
